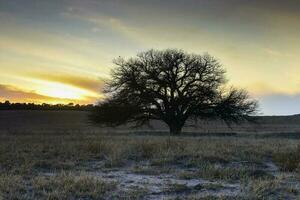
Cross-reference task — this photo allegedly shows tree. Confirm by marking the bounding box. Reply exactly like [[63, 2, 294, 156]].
[[90, 49, 257, 134]]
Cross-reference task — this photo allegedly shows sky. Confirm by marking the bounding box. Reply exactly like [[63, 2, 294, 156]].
[[0, 0, 300, 115]]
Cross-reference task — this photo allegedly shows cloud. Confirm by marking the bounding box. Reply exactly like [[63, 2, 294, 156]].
[[28, 72, 106, 94], [0, 84, 63, 103], [62, 9, 146, 47], [1, 0, 300, 114], [263, 48, 284, 57], [0, 35, 102, 70], [245, 82, 278, 97], [0, 84, 98, 104]]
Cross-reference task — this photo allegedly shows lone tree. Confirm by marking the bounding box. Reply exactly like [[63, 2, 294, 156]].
[[90, 49, 257, 134]]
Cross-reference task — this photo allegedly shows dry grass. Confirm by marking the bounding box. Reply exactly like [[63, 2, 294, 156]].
[[243, 178, 299, 200], [0, 174, 27, 199], [0, 133, 300, 199], [273, 145, 300, 172], [0, 135, 284, 174], [32, 172, 116, 200], [179, 164, 273, 181], [0, 172, 116, 200]]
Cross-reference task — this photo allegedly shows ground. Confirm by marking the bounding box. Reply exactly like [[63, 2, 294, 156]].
[[2, 110, 300, 135], [0, 132, 300, 200]]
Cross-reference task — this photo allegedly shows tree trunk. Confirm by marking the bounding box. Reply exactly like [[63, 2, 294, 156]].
[[168, 122, 183, 135]]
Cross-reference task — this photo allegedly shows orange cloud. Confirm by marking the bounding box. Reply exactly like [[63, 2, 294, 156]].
[[28, 72, 106, 94], [0, 84, 97, 104]]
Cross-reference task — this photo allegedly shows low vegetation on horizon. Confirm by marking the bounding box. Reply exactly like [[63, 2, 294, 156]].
[[0, 101, 95, 111]]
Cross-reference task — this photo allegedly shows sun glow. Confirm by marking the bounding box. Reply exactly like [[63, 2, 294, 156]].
[[30, 79, 98, 100]]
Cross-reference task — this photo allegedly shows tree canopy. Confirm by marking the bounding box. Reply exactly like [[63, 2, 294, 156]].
[[90, 49, 257, 134]]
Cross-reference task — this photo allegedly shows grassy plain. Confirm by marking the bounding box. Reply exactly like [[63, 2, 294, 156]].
[[1, 132, 300, 199]]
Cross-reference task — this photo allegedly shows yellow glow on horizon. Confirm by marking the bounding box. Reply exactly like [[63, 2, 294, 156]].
[[28, 79, 99, 100], [39, 84, 85, 99]]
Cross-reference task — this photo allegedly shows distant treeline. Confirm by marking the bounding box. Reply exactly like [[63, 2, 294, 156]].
[[0, 101, 95, 111]]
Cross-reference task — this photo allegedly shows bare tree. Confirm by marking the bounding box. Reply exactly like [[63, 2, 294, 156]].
[[90, 49, 257, 134]]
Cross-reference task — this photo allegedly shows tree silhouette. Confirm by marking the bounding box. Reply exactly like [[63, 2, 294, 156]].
[[90, 49, 257, 134]]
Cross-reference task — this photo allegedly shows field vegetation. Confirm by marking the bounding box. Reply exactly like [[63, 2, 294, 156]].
[[1, 132, 299, 199]]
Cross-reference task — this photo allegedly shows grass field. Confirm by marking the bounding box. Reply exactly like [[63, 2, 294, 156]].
[[1, 132, 300, 200], [2, 111, 300, 135]]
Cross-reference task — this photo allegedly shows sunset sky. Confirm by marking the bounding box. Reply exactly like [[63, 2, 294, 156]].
[[1, 0, 300, 115]]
